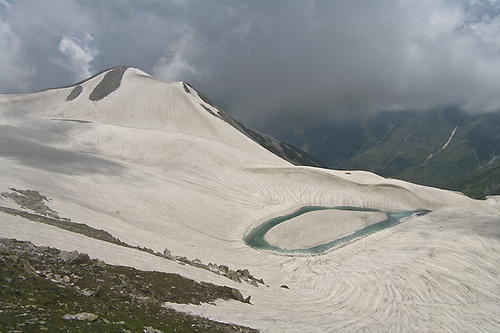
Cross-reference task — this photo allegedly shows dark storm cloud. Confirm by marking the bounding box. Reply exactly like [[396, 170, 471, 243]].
[[1, 0, 500, 132]]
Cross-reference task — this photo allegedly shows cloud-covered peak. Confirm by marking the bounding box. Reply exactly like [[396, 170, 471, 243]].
[[2, 0, 500, 133]]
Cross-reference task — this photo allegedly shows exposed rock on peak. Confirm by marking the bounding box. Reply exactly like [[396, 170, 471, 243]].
[[88, 66, 129, 101]]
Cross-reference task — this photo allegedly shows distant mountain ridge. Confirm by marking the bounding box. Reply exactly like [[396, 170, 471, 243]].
[[280, 106, 500, 198]]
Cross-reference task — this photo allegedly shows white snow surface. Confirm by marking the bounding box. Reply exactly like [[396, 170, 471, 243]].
[[1, 67, 499, 332], [264, 210, 388, 250]]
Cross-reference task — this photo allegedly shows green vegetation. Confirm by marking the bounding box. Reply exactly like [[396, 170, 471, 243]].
[[0, 238, 258, 333], [281, 107, 500, 198], [0, 189, 259, 331], [442, 165, 500, 199]]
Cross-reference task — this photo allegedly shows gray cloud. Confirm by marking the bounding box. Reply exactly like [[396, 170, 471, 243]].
[[1, 0, 500, 133], [58, 33, 98, 78]]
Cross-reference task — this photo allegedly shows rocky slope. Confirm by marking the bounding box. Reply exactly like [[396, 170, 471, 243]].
[[0, 237, 257, 332]]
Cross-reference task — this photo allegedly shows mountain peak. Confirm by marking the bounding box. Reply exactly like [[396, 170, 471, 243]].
[[1, 66, 320, 167], [65, 66, 130, 102]]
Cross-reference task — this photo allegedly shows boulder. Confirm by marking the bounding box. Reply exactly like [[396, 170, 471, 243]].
[[238, 269, 251, 279], [226, 270, 241, 283], [143, 326, 164, 333], [59, 250, 91, 265], [62, 312, 98, 321], [72, 253, 91, 265], [22, 259, 37, 275], [95, 259, 107, 269], [218, 265, 229, 273], [231, 289, 244, 302], [231, 289, 251, 304], [59, 250, 79, 263], [162, 248, 172, 258]]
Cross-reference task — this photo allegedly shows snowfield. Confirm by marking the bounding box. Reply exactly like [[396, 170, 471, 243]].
[[1, 67, 499, 332], [263, 209, 389, 250]]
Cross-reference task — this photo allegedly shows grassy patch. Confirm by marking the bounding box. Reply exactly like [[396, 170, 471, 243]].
[[0, 238, 258, 332]]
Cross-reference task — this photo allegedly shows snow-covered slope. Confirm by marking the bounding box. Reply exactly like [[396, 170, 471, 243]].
[[1, 67, 499, 332]]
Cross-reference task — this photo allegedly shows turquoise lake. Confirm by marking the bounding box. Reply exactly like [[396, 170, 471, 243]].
[[244, 206, 429, 255]]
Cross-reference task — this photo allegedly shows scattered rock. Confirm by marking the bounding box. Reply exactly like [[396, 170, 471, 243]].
[[22, 259, 37, 275], [192, 261, 209, 270], [162, 248, 172, 259], [231, 289, 244, 302], [95, 259, 107, 269], [226, 270, 241, 283], [280, 285, 289, 289], [177, 256, 191, 265], [1, 238, 260, 332], [59, 250, 90, 265], [73, 252, 91, 264], [143, 326, 164, 333], [238, 269, 251, 279], [62, 312, 98, 321], [25, 318, 40, 325], [79, 288, 95, 297], [2, 190, 265, 288], [59, 250, 79, 263], [1, 188, 59, 217], [231, 289, 251, 304]]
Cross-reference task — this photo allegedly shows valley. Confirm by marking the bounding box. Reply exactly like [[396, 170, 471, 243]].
[[280, 107, 500, 198]]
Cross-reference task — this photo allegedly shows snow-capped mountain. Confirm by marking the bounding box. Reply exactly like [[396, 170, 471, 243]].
[[1, 67, 499, 332]]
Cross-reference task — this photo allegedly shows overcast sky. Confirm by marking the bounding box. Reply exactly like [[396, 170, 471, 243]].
[[2, 0, 500, 133]]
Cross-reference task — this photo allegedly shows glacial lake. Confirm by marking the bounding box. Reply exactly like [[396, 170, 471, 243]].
[[244, 206, 429, 255]]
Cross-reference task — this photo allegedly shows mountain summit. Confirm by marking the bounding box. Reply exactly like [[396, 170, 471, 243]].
[[13, 66, 320, 167], [1, 67, 499, 332]]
